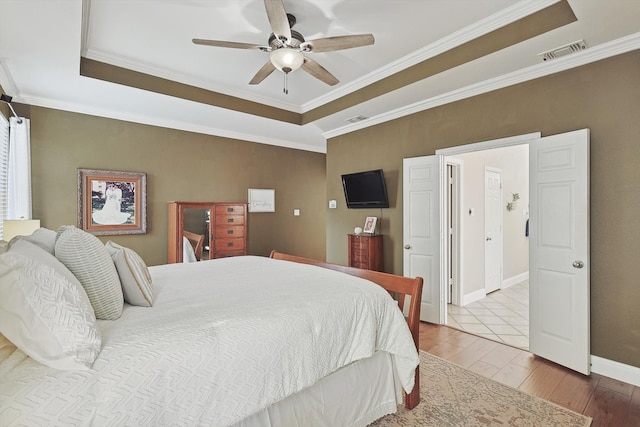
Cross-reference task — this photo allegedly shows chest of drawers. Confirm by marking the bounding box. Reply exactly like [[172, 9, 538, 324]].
[[212, 204, 246, 258], [347, 234, 383, 272]]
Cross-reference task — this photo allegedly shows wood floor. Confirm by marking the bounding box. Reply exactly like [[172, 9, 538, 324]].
[[419, 322, 640, 427]]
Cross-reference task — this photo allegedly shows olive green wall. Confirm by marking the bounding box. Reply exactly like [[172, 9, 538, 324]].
[[28, 107, 326, 266], [327, 51, 640, 369]]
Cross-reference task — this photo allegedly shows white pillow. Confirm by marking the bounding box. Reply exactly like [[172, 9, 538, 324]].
[[19, 228, 57, 255], [55, 226, 124, 320], [105, 241, 153, 307], [9, 238, 83, 292], [183, 236, 197, 263], [0, 252, 101, 370]]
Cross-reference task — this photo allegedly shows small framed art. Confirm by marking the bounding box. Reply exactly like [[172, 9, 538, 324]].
[[248, 188, 275, 212], [78, 168, 147, 235], [363, 216, 377, 234]]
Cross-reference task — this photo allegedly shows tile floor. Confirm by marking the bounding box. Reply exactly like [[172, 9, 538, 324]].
[[446, 280, 530, 350]]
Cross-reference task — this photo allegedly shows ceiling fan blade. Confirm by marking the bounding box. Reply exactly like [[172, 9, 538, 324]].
[[264, 0, 291, 43], [301, 58, 339, 86], [303, 34, 374, 53], [249, 61, 276, 85], [192, 39, 266, 51]]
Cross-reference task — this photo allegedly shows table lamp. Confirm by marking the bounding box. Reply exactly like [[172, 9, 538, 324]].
[[2, 219, 41, 241]]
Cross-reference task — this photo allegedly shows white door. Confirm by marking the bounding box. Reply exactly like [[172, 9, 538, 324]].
[[403, 156, 442, 323], [529, 129, 590, 374], [484, 167, 503, 294]]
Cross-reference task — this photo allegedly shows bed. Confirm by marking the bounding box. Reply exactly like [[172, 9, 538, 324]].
[[0, 227, 422, 426]]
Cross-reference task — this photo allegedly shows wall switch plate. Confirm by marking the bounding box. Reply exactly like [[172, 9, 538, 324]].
[[329, 200, 337, 209], [293, 209, 300, 216]]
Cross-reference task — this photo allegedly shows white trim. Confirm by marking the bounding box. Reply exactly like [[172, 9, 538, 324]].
[[11, 95, 326, 154], [461, 288, 486, 306], [303, 0, 561, 112], [436, 132, 541, 155], [502, 271, 529, 289], [447, 157, 464, 306], [591, 355, 640, 388], [323, 33, 640, 140]]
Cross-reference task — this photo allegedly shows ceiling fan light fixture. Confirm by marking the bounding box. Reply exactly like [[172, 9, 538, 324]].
[[270, 48, 304, 73]]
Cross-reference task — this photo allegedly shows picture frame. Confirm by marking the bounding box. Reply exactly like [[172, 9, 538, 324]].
[[248, 188, 275, 212], [78, 168, 147, 235], [363, 216, 377, 234]]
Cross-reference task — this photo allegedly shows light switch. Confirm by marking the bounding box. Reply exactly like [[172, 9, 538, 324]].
[[293, 209, 300, 216], [329, 200, 337, 209]]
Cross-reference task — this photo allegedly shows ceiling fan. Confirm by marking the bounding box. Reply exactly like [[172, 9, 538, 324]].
[[192, 0, 374, 92]]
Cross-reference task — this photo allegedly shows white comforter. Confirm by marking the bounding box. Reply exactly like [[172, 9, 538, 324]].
[[0, 256, 419, 426]]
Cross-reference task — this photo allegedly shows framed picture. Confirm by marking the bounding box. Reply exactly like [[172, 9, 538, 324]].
[[248, 188, 275, 212], [363, 216, 377, 234], [78, 168, 147, 235]]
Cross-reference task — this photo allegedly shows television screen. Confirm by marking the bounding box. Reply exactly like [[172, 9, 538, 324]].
[[341, 169, 390, 209]]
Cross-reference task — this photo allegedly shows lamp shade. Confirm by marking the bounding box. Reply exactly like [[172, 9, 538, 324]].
[[269, 48, 304, 73], [2, 219, 40, 241]]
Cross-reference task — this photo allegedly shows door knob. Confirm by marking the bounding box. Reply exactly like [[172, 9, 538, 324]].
[[572, 260, 584, 269], [486, 237, 492, 241], [404, 244, 411, 249]]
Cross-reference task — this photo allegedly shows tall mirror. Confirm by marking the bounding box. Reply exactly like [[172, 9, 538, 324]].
[[183, 208, 211, 261]]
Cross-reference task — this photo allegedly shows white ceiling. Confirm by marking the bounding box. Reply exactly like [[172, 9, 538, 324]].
[[1, 0, 639, 153]]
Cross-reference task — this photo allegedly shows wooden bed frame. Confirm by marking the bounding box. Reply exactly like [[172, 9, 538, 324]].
[[269, 250, 423, 410]]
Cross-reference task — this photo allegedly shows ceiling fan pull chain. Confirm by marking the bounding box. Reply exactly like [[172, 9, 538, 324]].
[[283, 73, 289, 94]]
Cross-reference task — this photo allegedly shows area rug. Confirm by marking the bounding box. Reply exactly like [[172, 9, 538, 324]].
[[371, 351, 592, 427]]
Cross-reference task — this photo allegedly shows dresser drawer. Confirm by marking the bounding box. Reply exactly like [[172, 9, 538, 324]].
[[215, 214, 245, 226], [214, 238, 245, 252], [214, 225, 245, 239], [215, 205, 245, 215]]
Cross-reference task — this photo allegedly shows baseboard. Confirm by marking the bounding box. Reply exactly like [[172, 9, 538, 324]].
[[591, 355, 640, 387], [462, 288, 486, 306], [502, 271, 529, 289]]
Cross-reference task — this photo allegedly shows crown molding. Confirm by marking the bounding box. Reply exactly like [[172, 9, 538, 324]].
[[0, 59, 18, 98], [303, 0, 561, 112], [323, 32, 640, 140], [19, 94, 325, 153]]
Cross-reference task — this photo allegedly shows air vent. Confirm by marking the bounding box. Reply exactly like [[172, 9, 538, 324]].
[[345, 115, 368, 123], [538, 40, 587, 62]]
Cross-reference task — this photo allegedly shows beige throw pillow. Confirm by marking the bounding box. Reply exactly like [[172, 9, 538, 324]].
[[105, 241, 153, 307]]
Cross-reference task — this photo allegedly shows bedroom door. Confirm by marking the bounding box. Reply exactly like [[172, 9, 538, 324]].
[[484, 167, 503, 294], [529, 128, 590, 375], [403, 155, 443, 323]]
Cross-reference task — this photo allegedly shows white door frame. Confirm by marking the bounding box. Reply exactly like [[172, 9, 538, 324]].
[[435, 133, 542, 321], [446, 158, 463, 306]]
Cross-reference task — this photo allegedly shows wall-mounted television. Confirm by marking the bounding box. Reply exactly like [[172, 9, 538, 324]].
[[341, 169, 390, 209]]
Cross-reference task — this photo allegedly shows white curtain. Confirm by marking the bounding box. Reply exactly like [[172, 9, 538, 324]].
[[7, 117, 32, 219]]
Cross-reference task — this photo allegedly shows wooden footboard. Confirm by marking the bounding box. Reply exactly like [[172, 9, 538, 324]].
[[269, 250, 423, 410]]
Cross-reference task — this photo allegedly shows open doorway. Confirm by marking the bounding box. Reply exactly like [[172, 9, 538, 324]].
[[444, 144, 530, 350]]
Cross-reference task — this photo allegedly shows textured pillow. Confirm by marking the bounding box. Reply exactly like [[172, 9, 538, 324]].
[[21, 228, 58, 254], [0, 252, 101, 370], [105, 241, 153, 307], [9, 238, 84, 293], [55, 226, 124, 320]]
